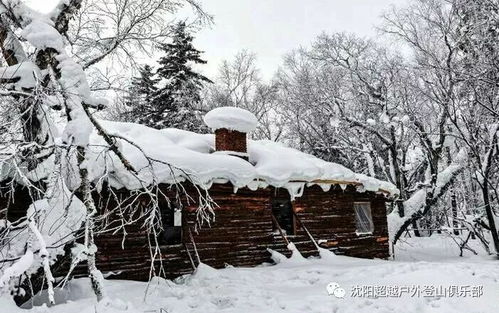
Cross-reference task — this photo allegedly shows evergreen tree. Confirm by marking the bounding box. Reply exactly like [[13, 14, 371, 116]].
[[151, 21, 212, 131], [133, 64, 158, 102], [124, 64, 158, 123]]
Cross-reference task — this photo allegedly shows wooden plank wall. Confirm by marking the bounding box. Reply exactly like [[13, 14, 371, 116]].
[[290, 185, 389, 259], [1, 182, 390, 285], [184, 184, 273, 269]]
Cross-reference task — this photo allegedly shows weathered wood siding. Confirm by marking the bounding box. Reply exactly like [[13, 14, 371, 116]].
[[290, 185, 389, 259], [73, 183, 274, 280], [1, 182, 390, 285], [84, 183, 390, 281]]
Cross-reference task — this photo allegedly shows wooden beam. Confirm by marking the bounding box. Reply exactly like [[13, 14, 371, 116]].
[[270, 213, 290, 246]]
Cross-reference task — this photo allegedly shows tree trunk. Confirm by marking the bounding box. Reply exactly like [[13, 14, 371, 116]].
[[477, 129, 499, 256], [412, 220, 421, 237], [77, 146, 105, 301], [482, 182, 499, 256], [446, 147, 459, 235], [389, 144, 406, 218], [451, 190, 459, 235]]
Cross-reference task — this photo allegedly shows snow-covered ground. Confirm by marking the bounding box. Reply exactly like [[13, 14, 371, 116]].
[[1, 235, 498, 313]]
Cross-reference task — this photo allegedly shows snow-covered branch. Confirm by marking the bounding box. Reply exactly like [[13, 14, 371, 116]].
[[389, 149, 468, 244]]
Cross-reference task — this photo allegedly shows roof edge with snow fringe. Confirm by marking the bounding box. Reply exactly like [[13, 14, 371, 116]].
[[0, 120, 399, 200]]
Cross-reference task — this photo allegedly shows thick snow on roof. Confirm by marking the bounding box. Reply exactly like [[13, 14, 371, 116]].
[[85, 121, 398, 198], [203, 107, 258, 133]]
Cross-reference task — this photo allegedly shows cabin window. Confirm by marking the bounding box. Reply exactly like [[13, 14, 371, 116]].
[[158, 202, 182, 245], [272, 198, 294, 235], [354, 202, 374, 234]]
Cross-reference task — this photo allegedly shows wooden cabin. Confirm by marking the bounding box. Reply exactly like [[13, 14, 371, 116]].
[[2, 180, 391, 285], [86, 182, 391, 281], [1, 107, 397, 303]]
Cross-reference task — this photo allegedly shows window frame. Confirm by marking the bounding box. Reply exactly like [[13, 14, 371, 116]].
[[353, 201, 374, 235]]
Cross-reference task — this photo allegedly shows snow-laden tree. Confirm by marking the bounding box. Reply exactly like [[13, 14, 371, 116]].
[[312, 34, 419, 221], [277, 1, 471, 246], [129, 21, 213, 131], [119, 64, 159, 122], [68, 0, 210, 91], [379, 0, 468, 244], [273, 0, 498, 255], [450, 0, 499, 255], [275, 35, 421, 221], [0, 0, 213, 304]]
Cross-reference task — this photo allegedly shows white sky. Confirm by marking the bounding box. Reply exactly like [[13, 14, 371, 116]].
[[26, 0, 406, 80], [194, 0, 406, 79]]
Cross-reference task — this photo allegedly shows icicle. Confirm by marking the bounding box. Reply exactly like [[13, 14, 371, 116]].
[[246, 180, 259, 191], [318, 183, 331, 192], [285, 183, 305, 201], [257, 180, 269, 189], [356, 185, 366, 193]]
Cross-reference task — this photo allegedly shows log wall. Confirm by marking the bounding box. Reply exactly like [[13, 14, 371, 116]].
[[1, 182, 390, 284], [291, 185, 389, 259], [83, 183, 390, 281]]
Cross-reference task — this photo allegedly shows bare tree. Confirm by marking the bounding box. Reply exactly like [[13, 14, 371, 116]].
[[0, 0, 214, 304], [273, 1, 473, 248], [204, 50, 283, 141], [449, 0, 499, 255]]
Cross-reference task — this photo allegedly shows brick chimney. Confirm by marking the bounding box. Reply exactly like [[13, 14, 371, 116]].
[[203, 107, 257, 159]]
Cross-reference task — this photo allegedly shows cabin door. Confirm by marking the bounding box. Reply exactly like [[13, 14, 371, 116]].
[[272, 196, 294, 235]]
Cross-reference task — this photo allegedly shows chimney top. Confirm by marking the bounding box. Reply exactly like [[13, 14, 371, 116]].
[[203, 106, 257, 133]]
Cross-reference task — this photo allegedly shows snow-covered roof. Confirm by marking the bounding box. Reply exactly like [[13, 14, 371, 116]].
[[203, 106, 258, 133], [83, 121, 398, 199]]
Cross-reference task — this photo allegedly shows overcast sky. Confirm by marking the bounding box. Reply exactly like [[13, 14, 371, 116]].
[[26, 0, 405, 79], [194, 0, 405, 79]]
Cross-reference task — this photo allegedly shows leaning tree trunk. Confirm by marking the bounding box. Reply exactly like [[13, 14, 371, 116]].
[[481, 179, 499, 256], [77, 146, 105, 301], [478, 129, 499, 256], [392, 152, 465, 245]]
